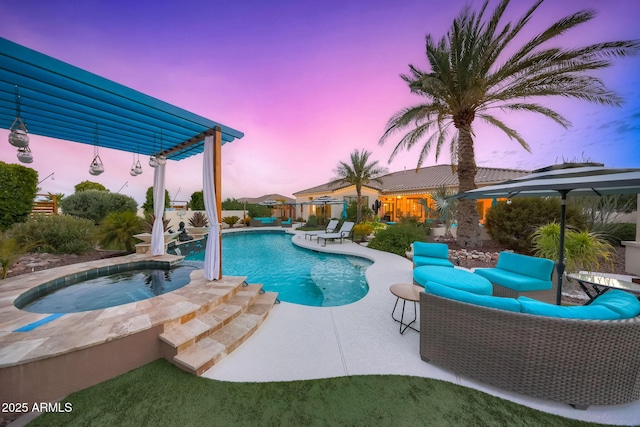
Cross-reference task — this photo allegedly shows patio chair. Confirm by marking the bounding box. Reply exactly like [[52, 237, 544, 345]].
[[317, 221, 355, 246], [304, 219, 339, 240]]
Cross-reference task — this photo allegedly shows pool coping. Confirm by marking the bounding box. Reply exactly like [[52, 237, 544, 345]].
[[0, 253, 247, 368]]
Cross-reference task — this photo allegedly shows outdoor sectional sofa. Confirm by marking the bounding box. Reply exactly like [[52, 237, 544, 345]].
[[474, 251, 556, 304], [249, 217, 281, 227], [419, 283, 640, 408]]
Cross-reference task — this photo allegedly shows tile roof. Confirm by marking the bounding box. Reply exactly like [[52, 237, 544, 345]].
[[237, 193, 296, 204], [294, 164, 530, 196]]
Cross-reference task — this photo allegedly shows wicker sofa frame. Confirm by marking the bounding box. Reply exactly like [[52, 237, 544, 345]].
[[419, 292, 640, 408]]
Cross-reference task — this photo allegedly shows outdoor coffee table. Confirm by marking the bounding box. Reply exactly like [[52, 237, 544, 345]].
[[390, 283, 423, 334], [567, 272, 640, 304]]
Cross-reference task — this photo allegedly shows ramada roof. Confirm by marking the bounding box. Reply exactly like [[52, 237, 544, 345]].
[[293, 164, 530, 196], [237, 193, 296, 204]]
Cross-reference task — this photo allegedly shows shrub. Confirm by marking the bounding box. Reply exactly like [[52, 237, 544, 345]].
[[353, 224, 373, 242], [190, 191, 205, 211], [597, 222, 636, 246], [305, 215, 318, 227], [247, 204, 272, 218], [142, 187, 171, 215], [97, 211, 144, 253], [222, 216, 239, 227], [10, 215, 96, 254], [345, 201, 374, 223], [0, 236, 30, 279], [367, 224, 428, 256], [188, 212, 209, 227], [60, 190, 138, 224], [74, 180, 107, 192], [531, 222, 614, 272], [145, 214, 172, 233], [484, 198, 587, 253], [0, 161, 38, 231]]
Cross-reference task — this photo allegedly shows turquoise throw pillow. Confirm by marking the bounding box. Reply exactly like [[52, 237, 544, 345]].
[[591, 290, 640, 319], [425, 282, 521, 312], [518, 298, 621, 320]]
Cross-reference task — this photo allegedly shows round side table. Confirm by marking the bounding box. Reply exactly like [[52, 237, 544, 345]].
[[390, 283, 423, 334]]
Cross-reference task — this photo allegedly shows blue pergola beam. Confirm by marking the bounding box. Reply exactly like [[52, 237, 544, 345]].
[[0, 37, 243, 159]]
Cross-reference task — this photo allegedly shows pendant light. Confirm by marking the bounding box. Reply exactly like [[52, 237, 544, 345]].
[[9, 85, 30, 148], [89, 125, 105, 176], [149, 133, 158, 167]]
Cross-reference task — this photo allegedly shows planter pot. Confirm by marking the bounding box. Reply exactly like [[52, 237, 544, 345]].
[[186, 227, 210, 236], [133, 232, 179, 244]]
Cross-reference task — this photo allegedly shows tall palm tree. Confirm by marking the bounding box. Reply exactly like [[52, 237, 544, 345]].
[[332, 149, 388, 223], [379, 0, 640, 247]]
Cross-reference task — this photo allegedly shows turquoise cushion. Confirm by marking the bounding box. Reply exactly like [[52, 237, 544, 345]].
[[496, 252, 554, 282], [425, 282, 521, 312], [590, 290, 640, 319], [413, 242, 449, 259], [474, 268, 551, 292], [414, 266, 493, 295], [414, 256, 454, 268], [518, 297, 621, 320]]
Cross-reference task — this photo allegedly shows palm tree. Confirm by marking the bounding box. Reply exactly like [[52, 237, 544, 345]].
[[97, 211, 144, 253], [332, 149, 388, 223], [379, 0, 640, 247]]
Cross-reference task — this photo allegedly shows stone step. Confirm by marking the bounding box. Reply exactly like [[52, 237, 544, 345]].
[[173, 337, 227, 376], [159, 318, 210, 352], [247, 292, 279, 318], [162, 280, 277, 376], [159, 285, 261, 350]]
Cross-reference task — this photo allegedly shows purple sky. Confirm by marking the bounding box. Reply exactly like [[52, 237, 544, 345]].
[[1, 0, 639, 205]]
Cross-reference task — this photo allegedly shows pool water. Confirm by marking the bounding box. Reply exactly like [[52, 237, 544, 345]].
[[20, 264, 198, 313], [187, 231, 371, 307]]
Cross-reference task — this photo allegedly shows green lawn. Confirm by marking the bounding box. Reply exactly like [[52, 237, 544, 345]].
[[29, 359, 606, 427]]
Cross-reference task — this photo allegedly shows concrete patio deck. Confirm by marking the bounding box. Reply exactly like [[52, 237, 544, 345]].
[[203, 228, 640, 426], [3, 227, 638, 425]]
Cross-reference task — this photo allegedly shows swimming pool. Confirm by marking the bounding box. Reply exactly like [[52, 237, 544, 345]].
[[186, 231, 371, 307], [17, 263, 198, 313]]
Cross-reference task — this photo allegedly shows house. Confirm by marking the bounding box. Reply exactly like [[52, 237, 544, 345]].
[[293, 165, 529, 223]]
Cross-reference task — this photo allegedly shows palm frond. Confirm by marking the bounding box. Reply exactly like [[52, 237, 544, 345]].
[[477, 113, 531, 152]]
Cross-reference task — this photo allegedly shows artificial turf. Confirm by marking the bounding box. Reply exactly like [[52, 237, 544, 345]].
[[29, 359, 608, 427]]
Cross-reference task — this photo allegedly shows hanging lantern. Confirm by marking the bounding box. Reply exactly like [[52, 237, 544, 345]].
[[17, 145, 34, 163], [88, 125, 105, 175], [9, 119, 29, 148], [89, 155, 105, 175], [149, 155, 158, 167], [9, 86, 30, 148], [134, 159, 143, 175], [155, 154, 167, 166]]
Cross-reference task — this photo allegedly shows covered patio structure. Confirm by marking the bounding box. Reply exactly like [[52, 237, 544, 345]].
[[0, 37, 243, 279]]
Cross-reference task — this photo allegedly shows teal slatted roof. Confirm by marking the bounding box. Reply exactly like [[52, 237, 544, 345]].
[[0, 37, 243, 160]]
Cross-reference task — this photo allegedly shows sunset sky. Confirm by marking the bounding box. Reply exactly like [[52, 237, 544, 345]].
[[1, 0, 639, 205]]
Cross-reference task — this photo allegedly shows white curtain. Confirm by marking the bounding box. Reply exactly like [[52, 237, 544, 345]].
[[203, 135, 221, 280], [151, 163, 166, 255]]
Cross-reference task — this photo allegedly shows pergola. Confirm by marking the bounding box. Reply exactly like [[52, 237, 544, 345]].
[[0, 37, 243, 279]]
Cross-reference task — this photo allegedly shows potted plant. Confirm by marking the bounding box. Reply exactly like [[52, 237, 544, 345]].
[[531, 222, 615, 294], [133, 214, 177, 245], [187, 212, 210, 238]]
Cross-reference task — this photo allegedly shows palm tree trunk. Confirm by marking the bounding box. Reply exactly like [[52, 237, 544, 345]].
[[456, 126, 481, 247], [356, 185, 362, 223]]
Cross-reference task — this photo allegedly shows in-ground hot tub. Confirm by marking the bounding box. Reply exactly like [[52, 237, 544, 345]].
[[14, 260, 198, 313]]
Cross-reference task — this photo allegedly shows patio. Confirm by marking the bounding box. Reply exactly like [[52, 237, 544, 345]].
[[202, 229, 640, 426]]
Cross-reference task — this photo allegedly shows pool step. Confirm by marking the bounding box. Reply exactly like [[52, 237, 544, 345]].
[[160, 282, 278, 376]]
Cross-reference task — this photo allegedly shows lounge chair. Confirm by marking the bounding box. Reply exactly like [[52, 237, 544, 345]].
[[317, 221, 355, 246], [304, 219, 339, 240]]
